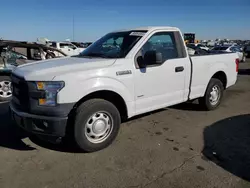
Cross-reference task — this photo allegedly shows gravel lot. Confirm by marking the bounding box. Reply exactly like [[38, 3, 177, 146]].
[[0, 60, 250, 188]]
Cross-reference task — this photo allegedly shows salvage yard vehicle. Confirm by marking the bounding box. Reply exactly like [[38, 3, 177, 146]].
[[48, 41, 85, 56], [10, 26, 238, 152], [187, 43, 210, 51], [71, 42, 92, 49], [0, 41, 67, 102], [211, 45, 246, 62], [0, 56, 15, 102]]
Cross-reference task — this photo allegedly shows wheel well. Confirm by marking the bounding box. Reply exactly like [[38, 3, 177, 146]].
[[0, 72, 11, 77], [74, 90, 128, 121], [211, 71, 227, 88]]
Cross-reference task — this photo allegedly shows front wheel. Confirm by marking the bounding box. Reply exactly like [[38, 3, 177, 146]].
[[199, 78, 224, 110], [0, 76, 12, 102], [74, 99, 121, 152]]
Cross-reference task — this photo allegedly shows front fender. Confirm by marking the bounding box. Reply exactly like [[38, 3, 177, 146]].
[[57, 76, 134, 105]]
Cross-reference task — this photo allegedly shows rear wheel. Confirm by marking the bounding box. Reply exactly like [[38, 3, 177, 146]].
[[74, 99, 121, 152], [0, 76, 12, 102], [199, 78, 224, 110]]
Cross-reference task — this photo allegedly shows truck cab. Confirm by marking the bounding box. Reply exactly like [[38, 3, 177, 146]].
[[10, 26, 238, 152]]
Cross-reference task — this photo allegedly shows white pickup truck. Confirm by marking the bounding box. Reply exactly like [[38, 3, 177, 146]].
[[10, 26, 239, 152], [48, 41, 85, 56]]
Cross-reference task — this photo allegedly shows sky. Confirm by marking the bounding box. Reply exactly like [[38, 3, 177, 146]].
[[1, 0, 250, 42]]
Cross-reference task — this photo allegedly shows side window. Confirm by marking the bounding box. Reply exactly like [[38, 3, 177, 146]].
[[59, 43, 69, 48], [49, 42, 57, 48], [234, 47, 240, 52], [68, 44, 76, 49], [140, 32, 178, 65]]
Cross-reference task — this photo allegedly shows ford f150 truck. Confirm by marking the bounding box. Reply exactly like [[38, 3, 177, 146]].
[[10, 27, 239, 152]]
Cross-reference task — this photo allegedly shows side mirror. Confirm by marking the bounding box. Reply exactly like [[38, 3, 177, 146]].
[[137, 56, 146, 69], [144, 50, 163, 65], [73, 46, 77, 50]]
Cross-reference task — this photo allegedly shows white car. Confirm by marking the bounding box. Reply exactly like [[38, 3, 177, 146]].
[[212, 45, 246, 62], [186, 47, 195, 55], [10, 26, 238, 152], [48, 41, 85, 56], [188, 43, 210, 51]]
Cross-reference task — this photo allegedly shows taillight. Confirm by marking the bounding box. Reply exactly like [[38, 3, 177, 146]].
[[235, 58, 239, 72]]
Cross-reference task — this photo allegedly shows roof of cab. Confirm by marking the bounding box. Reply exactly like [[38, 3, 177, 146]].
[[112, 26, 180, 33]]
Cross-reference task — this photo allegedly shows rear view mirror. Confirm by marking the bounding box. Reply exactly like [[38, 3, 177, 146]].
[[137, 56, 146, 69]]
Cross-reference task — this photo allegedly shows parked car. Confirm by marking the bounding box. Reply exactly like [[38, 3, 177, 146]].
[[186, 47, 195, 55], [211, 45, 246, 62], [0, 41, 67, 102], [186, 44, 210, 55], [48, 41, 85, 56], [187, 43, 210, 51], [82, 42, 93, 48], [72, 42, 92, 49], [10, 26, 238, 152]]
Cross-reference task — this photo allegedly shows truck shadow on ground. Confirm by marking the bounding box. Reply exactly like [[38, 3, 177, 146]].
[[238, 68, 250, 75], [0, 102, 35, 151], [202, 114, 250, 181], [170, 100, 205, 111]]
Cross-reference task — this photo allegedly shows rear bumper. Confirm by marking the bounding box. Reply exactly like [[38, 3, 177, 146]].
[[10, 103, 68, 137]]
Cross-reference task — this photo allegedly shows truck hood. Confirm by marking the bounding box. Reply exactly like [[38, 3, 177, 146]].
[[13, 57, 116, 81]]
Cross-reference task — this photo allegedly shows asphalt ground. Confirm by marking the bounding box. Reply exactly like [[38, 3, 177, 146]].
[[0, 60, 250, 188]]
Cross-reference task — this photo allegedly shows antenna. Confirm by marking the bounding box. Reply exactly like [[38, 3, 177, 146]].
[[73, 15, 75, 42]]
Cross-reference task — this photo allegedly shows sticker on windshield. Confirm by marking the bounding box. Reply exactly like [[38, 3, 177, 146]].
[[129, 32, 145, 37]]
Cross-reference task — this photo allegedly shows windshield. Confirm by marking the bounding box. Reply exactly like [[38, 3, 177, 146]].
[[78, 30, 147, 58]]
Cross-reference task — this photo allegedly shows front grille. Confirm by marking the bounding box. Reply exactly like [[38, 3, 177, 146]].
[[11, 74, 30, 112]]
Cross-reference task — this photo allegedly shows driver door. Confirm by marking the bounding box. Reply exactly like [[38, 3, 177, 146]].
[[134, 31, 188, 114]]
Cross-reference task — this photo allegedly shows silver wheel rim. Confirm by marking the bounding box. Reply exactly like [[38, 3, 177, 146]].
[[209, 85, 221, 106], [0, 81, 12, 98], [85, 111, 113, 144]]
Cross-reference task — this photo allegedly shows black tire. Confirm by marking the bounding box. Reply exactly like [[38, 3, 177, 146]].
[[199, 78, 224, 111], [74, 99, 121, 152], [0, 76, 12, 102]]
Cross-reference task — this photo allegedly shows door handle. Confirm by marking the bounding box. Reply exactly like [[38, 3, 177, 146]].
[[175, 66, 184, 72]]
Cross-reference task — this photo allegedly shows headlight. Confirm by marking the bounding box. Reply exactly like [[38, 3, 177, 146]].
[[36, 81, 64, 106]]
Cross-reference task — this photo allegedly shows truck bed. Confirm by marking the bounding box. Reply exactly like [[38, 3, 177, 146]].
[[188, 52, 238, 100]]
